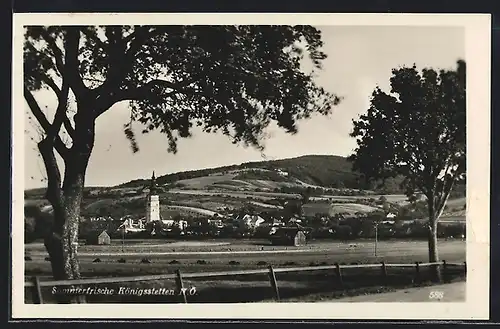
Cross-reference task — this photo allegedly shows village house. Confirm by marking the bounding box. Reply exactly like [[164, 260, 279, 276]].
[[117, 217, 146, 234], [266, 217, 285, 227], [234, 214, 266, 229], [86, 230, 111, 245], [276, 169, 289, 177], [208, 217, 225, 228], [382, 212, 397, 225], [269, 227, 307, 246], [88, 190, 100, 196], [288, 217, 303, 225], [159, 218, 189, 230]]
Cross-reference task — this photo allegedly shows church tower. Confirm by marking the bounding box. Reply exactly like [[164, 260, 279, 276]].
[[146, 171, 160, 223]]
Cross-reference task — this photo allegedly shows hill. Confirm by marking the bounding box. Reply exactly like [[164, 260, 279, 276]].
[[119, 155, 400, 191], [25, 155, 466, 198]]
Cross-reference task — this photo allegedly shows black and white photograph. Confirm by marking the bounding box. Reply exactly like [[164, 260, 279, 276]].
[[12, 13, 490, 320]]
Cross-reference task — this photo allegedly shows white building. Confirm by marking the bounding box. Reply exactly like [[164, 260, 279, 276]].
[[146, 171, 160, 223], [235, 214, 265, 228], [276, 169, 289, 177]]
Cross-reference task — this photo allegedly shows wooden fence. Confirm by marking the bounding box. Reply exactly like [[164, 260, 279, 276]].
[[25, 260, 466, 304]]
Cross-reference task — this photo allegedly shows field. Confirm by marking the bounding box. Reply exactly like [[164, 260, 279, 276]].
[[26, 153, 467, 220], [25, 239, 466, 303], [174, 168, 327, 191], [302, 202, 381, 217], [24, 239, 466, 274], [78, 191, 465, 220]]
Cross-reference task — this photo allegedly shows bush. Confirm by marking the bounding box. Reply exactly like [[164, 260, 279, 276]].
[[24, 204, 54, 241], [25, 256, 32, 261], [283, 261, 296, 266], [257, 261, 267, 266], [196, 260, 207, 265], [228, 260, 240, 265], [141, 258, 152, 264], [93, 258, 101, 263], [169, 260, 180, 264], [25, 216, 37, 243], [117, 258, 126, 263], [44, 257, 50, 261]]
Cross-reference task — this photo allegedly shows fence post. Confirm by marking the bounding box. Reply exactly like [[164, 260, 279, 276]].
[[175, 269, 188, 303], [31, 276, 43, 304], [268, 265, 280, 301], [442, 260, 448, 283], [414, 262, 420, 284], [334, 263, 343, 287], [381, 261, 388, 284], [464, 261, 467, 275]]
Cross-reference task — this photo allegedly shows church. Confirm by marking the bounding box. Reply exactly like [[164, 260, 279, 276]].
[[118, 171, 161, 234], [145, 171, 160, 223]]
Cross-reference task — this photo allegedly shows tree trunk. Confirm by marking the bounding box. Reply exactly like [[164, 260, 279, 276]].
[[44, 164, 87, 303], [427, 216, 441, 282], [39, 105, 96, 303]]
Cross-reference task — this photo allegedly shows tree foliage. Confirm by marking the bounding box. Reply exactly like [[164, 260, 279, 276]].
[[25, 25, 340, 154], [23, 25, 340, 285], [349, 60, 466, 270], [349, 60, 465, 211]]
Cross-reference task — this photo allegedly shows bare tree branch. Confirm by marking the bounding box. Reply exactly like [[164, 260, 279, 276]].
[[36, 72, 77, 140], [63, 27, 88, 99], [24, 86, 69, 158], [435, 160, 463, 213], [39, 29, 65, 76], [62, 115, 76, 138], [95, 79, 191, 117], [38, 138, 64, 214], [41, 74, 61, 96], [93, 26, 155, 101]]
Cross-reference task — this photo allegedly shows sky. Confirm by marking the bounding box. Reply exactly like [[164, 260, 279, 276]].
[[23, 25, 464, 190]]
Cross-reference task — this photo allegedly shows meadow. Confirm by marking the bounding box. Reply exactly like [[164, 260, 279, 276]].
[[25, 239, 466, 303]]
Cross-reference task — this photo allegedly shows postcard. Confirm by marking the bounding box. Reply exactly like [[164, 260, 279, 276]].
[[12, 13, 490, 320]]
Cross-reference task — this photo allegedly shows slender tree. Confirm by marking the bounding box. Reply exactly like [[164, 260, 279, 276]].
[[24, 25, 340, 286], [349, 60, 466, 280]]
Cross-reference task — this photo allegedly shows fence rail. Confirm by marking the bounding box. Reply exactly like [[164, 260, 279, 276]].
[[25, 260, 466, 303]]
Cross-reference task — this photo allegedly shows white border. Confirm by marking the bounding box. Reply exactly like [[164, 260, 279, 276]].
[[12, 13, 491, 320]]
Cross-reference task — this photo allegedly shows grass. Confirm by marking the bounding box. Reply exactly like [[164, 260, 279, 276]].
[[25, 264, 466, 304], [24, 240, 466, 281], [24, 239, 466, 303], [25, 238, 466, 257]]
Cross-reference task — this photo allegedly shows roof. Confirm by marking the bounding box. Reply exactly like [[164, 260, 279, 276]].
[[270, 227, 304, 239], [237, 214, 265, 224], [86, 230, 109, 239]]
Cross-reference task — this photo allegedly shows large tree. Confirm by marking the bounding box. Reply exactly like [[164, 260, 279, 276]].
[[349, 60, 466, 280], [24, 26, 340, 285]]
